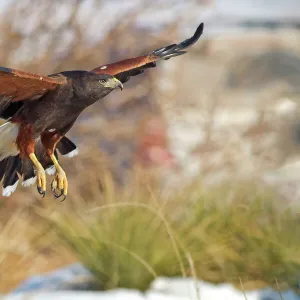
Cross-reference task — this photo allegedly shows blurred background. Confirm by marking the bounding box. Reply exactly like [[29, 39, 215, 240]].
[[2, 0, 300, 298]]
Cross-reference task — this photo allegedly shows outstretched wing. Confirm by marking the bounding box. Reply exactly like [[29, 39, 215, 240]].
[[91, 22, 204, 83], [0, 67, 67, 102]]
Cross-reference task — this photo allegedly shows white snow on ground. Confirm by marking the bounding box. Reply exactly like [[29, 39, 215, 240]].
[[3, 277, 260, 300], [149, 277, 260, 300], [3, 290, 144, 300]]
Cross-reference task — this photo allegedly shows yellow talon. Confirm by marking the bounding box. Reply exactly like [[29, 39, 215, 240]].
[[50, 154, 68, 201], [29, 153, 46, 197]]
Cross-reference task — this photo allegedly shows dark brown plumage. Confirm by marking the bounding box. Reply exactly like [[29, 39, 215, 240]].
[[0, 22, 204, 199]]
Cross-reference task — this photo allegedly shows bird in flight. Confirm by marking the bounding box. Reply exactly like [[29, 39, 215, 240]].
[[0, 22, 204, 200]]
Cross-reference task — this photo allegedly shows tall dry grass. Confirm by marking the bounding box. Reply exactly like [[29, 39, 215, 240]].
[[30, 160, 300, 292], [0, 152, 299, 293]]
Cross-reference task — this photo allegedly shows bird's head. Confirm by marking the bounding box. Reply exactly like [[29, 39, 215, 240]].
[[65, 71, 124, 107], [97, 74, 123, 91], [72, 72, 123, 101]]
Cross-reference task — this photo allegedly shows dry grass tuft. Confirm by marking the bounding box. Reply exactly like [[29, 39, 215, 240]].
[[32, 172, 300, 292]]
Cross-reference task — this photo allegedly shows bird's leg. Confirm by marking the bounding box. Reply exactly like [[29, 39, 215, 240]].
[[49, 154, 68, 201], [29, 152, 46, 197], [17, 124, 46, 197], [41, 132, 68, 201]]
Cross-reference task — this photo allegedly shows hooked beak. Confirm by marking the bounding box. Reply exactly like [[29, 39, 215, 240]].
[[113, 78, 123, 91]]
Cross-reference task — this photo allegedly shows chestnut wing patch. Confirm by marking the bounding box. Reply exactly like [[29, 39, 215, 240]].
[[0, 67, 66, 102], [92, 22, 204, 83]]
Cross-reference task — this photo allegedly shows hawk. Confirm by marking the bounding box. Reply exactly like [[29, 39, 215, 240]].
[[0, 22, 204, 200]]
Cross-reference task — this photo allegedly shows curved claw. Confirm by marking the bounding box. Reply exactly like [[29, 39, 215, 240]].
[[51, 172, 68, 201], [61, 195, 67, 202], [51, 181, 63, 198], [53, 189, 63, 198], [37, 186, 46, 198], [36, 171, 46, 198], [29, 153, 47, 198]]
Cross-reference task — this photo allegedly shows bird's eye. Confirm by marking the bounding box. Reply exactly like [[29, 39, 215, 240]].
[[99, 79, 107, 84]]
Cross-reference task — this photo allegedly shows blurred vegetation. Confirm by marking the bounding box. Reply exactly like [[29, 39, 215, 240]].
[[33, 170, 300, 292]]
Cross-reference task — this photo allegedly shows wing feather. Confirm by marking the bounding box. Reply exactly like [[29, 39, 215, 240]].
[[0, 67, 66, 102], [91, 22, 204, 83]]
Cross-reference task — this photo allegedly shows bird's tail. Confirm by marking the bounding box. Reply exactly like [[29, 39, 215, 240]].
[[0, 120, 19, 161], [56, 136, 78, 157], [0, 136, 78, 197], [0, 119, 21, 196], [0, 155, 21, 196]]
